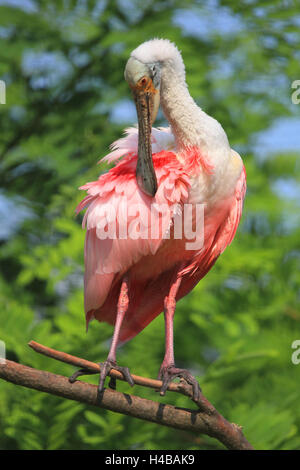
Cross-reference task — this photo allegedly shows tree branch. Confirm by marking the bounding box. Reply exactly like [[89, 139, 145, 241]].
[[0, 343, 253, 450]]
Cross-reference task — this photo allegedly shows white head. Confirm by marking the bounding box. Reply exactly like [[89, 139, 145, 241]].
[[124, 39, 186, 197], [128, 38, 185, 82]]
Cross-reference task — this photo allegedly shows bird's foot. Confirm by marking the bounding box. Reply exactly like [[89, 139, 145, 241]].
[[68, 360, 134, 392], [158, 364, 201, 401], [98, 359, 134, 393]]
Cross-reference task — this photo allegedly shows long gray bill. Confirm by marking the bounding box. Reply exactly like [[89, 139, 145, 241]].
[[134, 90, 158, 197]]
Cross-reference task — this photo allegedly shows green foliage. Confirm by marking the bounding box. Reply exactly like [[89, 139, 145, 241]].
[[0, 0, 300, 450]]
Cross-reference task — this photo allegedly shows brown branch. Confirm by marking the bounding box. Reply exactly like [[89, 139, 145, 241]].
[[0, 343, 253, 450]]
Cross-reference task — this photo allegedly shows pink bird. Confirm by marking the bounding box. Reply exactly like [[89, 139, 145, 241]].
[[72, 39, 246, 399]]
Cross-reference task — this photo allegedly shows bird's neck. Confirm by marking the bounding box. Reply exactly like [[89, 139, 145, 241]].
[[160, 66, 229, 158]]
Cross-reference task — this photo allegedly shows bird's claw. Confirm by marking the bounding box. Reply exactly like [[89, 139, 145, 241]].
[[158, 364, 201, 401], [98, 359, 134, 393], [69, 368, 96, 383]]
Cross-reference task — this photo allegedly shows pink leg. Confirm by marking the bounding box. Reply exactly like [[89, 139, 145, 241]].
[[160, 274, 182, 369], [107, 276, 130, 363], [98, 276, 134, 392], [69, 277, 134, 390], [158, 269, 201, 401]]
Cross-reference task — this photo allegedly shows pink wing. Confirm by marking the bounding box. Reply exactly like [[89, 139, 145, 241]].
[[77, 150, 190, 329], [117, 165, 247, 343]]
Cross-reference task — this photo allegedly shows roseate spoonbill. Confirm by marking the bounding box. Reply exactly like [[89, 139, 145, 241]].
[[71, 39, 246, 399]]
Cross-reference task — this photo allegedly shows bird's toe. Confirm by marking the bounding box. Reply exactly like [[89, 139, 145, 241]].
[[158, 365, 201, 401]]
